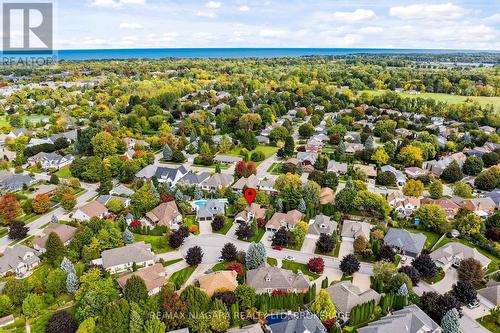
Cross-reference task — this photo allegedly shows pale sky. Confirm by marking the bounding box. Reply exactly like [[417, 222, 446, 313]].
[[51, 0, 499, 50]]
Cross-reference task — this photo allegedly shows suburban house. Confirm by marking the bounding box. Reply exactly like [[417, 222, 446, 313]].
[[265, 210, 304, 232], [308, 214, 337, 238], [144, 201, 182, 229], [388, 192, 420, 217], [305, 138, 324, 153], [258, 178, 278, 195], [177, 172, 210, 187], [380, 165, 407, 186], [198, 270, 238, 297], [326, 281, 381, 319], [72, 201, 108, 221], [135, 165, 187, 186], [0, 173, 34, 191], [478, 282, 500, 309], [27, 152, 74, 170], [461, 197, 496, 217], [265, 311, 326, 333], [93, 241, 156, 274], [246, 266, 310, 294], [485, 189, 500, 209], [0, 315, 15, 328], [213, 155, 243, 165], [97, 195, 131, 207], [196, 199, 227, 222], [430, 242, 491, 270], [423, 152, 466, 177], [320, 187, 335, 205], [421, 198, 460, 220], [232, 174, 260, 191], [201, 173, 234, 191], [32, 184, 58, 197], [296, 152, 318, 165], [345, 143, 364, 155], [110, 184, 135, 197], [357, 305, 442, 333], [383, 228, 426, 258], [0, 245, 40, 278], [404, 167, 429, 179], [7, 128, 29, 139], [227, 324, 263, 333], [341, 220, 372, 241], [235, 203, 267, 224], [327, 161, 348, 175], [32, 224, 77, 253], [116, 263, 166, 296], [353, 164, 377, 178]]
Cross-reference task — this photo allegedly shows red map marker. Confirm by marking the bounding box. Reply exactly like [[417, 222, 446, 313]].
[[243, 188, 256, 205]]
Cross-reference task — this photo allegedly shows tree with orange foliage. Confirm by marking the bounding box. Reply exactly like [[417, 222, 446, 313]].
[[0, 193, 21, 225], [32, 194, 51, 214]]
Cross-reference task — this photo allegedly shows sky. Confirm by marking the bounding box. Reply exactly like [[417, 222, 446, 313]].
[[52, 0, 499, 50]]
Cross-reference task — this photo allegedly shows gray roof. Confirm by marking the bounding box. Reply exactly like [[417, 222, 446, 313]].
[[0, 245, 40, 274], [202, 173, 234, 188], [326, 281, 381, 314], [135, 165, 187, 181], [97, 195, 129, 206], [484, 189, 500, 206], [267, 311, 326, 333], [178, 172, 210, 185], [0, 174, 34, 191], [100, 241, 156, 269], [246, 266, 310, 291], [357, 305, 442, 333], [213, 155, 243, 163], [308, 214, 337, 236], [197, 199, 226, 218], [384, 228, 426, 255], [430, 242, 491, 269], [110, 184, 134, 197], [478, 282, 500, 306]]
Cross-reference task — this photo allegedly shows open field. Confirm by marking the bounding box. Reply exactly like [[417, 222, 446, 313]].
[[360, 90, 500, 110]]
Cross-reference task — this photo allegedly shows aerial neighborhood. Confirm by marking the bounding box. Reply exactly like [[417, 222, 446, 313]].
[[0, 55, 498, 333]]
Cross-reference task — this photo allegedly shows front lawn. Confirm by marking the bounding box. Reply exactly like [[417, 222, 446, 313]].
[[169, 266, 196, 289], [213, 218, 233, 235], [162, 258, 183, 267], [435, 237, 500, 274], [134, 234, 172, 253], [54, 166, 72, 178], [407, 228, 441, 250], [267, 257, 278, 266], [479, 314, 500, 333], [281, 261, 320, 280], [240, 227, 266, 243], [424, 267, 445, 284]]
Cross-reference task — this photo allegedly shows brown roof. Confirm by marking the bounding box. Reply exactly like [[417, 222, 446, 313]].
[[320, 187, 335, 205], [235, 203, 267, 221], [420, 198, 460, 219], [145, 201, 181, 226], [266, 210, 303, 230], [198, 270, 238, 296], [32, 224, 77, 249], [116, 263, 166, 292], [78, 201, 108, 218], [353, 164, 377, 177]]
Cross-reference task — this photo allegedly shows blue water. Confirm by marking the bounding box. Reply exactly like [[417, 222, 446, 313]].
[[4, 48, 497, 61]]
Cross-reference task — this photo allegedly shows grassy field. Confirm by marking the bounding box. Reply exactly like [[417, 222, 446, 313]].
[[133, 234, 172, 253], [0, 114, 50, 127], [225, 145, 279, 166], [169, 266, 196, 289], [360, 90, 500, 110], [267, 257, 278, 266], [54, 167, 72, 178], [407, 229, 441, 250], [435, 237, 500, 274], [281, 260, 320, 280]]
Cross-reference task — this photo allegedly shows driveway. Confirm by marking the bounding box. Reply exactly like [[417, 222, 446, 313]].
[[261, 231, 273, 247], [459, 314, 491, 333], [199, 220, 212, 235], [429, 267, 459, 293], [462, 300, 491, 320], [301, 235, 317, 254], [338, 239, 354, 259], [352, 273, 371, 292]]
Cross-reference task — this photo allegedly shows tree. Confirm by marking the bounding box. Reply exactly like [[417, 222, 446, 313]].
[[455, 213, 482, 236], [66, 272, 79, 294], [168, 230, 185, 249], [162, 288, 188, 330], [49, 173, 60, 185], [371, 147, 389, 166], [376, 171, 396, 186], [186, 246, 203, 266], [310, 289, 336, 321], [46, 232, 65, 265], [457, 258, 484, 284], [0, 295, 12, 317], [98, 167, 113, 195], [308, 257, 325, 274], [211, 214, 225, 232], [316, 233, 335, 253], [403, 179, 424, 197], [8, 221, 28, 240], [245, 242, 267, 269], [45, 310, 78, 333], [123, 228, 134, 244], [475, 167, 500, 191], [375, 244, 396, 262], [270, 126, 289, 145], [162, 144, 173, 161], [353, 190, 391, 218], [129, 302, 144, 333], [452, 280, 477, 304], [398, 145, 423, 167], [420, 292, 460, 323], [235, 222, 254, 240], [61, 257, 76, 275], [272, 227, 289, 246], [3, 278, 29, 306], [412, 254, 437, 278], [283, 136, 295, 157], [335, 140, 346, 161], [96, 298, 130, 333], [353, 235, 367, 253], [340, 254, 360, 275], [22, 293, 44, 317], [398, 265, 420, 286], [452, 181, 473, 198], [61, 192, 76, 210], [482, 152, 499, 167], [397, 283, 409, 297], [91, 131, 117, 158], [235, 284, 256, 309], [32, 194, 51, 214], [373, 261, 397, 281], [429, 180, 444, 199], [125, 275, 148, 305], [335, 188, 357, 213], [130, 182, 159, 217], [303, 181, 321, 208], [414, 204, 447, 233], [462, 156, 483, 176], [298, 123, 314, 138], [221, 242, 237, 262], [45, 268, 67, 296], [385, 273, 412, 294], [144, 317, 166, 333], [441, 309, 460, 333], [0, 194, 21, 225], [441, 160, 463, 183]]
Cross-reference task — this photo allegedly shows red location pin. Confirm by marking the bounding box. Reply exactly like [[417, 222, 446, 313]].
[[243, 188, 256, 205]]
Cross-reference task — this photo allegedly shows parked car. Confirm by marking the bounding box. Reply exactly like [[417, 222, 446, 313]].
[[400, 255, 407, 264], [284, 255, 295, 261], [217, 256, 224, 262], [467, 300, 480, 309], [272, 246, 284, 251]]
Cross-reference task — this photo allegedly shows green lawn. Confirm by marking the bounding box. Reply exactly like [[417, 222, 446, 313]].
[[54, 167, 72, 178], [435, 237, 500, 274], [212, 262, 227, 271], [408, 229, 441, 250], [424, 267, 445, 284], [214, 218, 233, 235], [224, 145, 279, 166], [359, 90, 500, 110], [169, 266, 196, 289], [281, 261, 320, 280], [133, 234, 172, 253], [478, 314, 500, 333], [267, 162, 283, 175], [267, 257, 278, 266], [162, 258, 183, 267], [240, 227, 266, 243]]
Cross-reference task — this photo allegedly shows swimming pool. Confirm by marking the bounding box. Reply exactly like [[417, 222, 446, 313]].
[[193, 200, 207, 207]]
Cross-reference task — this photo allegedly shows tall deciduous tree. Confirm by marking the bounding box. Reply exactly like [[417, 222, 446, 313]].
[[46, 232, 65, 265], [0, 194, 21, 225]]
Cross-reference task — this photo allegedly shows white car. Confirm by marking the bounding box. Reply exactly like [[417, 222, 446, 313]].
[[467, 300, 480, 309], [217, 256, 224, 262], [284, 255, 295, 261]]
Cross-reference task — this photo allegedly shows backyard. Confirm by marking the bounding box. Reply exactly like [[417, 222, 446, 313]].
[[133, 234, 172, 253]]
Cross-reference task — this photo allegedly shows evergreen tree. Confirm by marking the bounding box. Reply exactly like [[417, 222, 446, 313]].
[[151, 182, 160, 202], [245, 242, 267, 269], [175, 189, 183, 202], [163, 144, 173, 161], [124, 276, 148, 305], [46, 232, 65, 265], [60, 257, 76, 275], [310, 289, 336, 321], [335, 141, 345, 161], [129, 302, 144, 333], [284, 136, 295, 157], [397, 283, 409, 297], [215, 163, 222, 174], [97, 166, 113, 195], [298, 198, 306, 213], [66, 272, 79, 294], [96, 298, 130, 333], [123, 228, 134, 244], [194, 186, 202, 200], [144, 317, 166, 333], [364, 136, 375, 150], [441, 309, 460, 333], [51, 214, 59, 224]]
